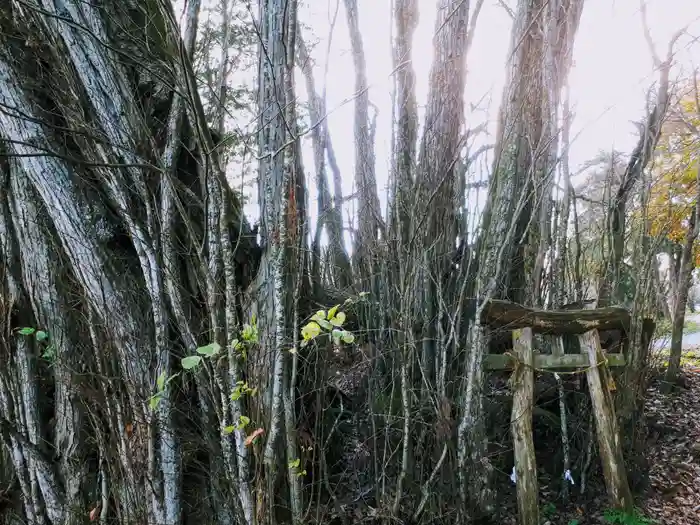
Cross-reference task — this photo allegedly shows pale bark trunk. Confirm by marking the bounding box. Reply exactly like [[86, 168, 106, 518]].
[[390, 0, 419, 248], [256, 0, 305, 521], [343, 0, 382, 270], [0, 1, 256, 523]]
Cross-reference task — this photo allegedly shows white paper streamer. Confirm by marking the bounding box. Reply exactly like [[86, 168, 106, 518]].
[[564, 469, 575, 485]]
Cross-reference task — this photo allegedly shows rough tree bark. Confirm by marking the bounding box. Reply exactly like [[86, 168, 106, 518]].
[[0, 1, 258, 523], [254, 0, 306, 522]]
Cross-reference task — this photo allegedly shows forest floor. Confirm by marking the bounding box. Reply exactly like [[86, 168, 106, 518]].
[[639, 368, 700, 525]]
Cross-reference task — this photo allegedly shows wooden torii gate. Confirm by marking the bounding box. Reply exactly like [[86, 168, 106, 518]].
[[479, 300, 638, 525]]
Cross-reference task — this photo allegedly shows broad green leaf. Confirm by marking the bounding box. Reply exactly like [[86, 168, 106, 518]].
[[332, 329, 342, 345], [157, 371, 167, 391], [196, 342, 221, 357], [330, 312, 346, 327], [181, 355, 203, 370], [18, 327, 36, 336], [223, 425, 235, 435], [288, 458, 300, 469], [327, 304, 340, 320], [239, 415, 251, 427], [35, 330, 49, 342], [311, 310, 326, 323], [341, 331, 355, 344], [149, 394, 161, 410], [301, 322, 321, 341], [317, 319, 333, 330]]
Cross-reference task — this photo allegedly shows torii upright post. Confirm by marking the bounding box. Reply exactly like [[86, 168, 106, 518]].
[[510, 328, 538, 525], [578, 329, 634, 511]]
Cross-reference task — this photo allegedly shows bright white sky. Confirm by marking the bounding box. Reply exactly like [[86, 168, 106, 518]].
[[178, 0, 700, 237], [290, 0, 700, 245]]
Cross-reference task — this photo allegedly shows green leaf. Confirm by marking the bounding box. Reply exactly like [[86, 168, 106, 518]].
[[35, 330, 49, 342], [196, 342, 221, 357], [18, 327, 36, 336], [341, 331, 355, 344], [331, 329, 342, 345], [223, 425, 235, 435], [242, 323, 258, 342], [157, 371, 167, 391], [301, 322, 321, 341], [288, 458, 300, 469], [149, 394, 162, 410], [231, 390, 242, 401], [181, 355, 203, 370], [317, 319, 333, 330], [327, 304, 340, 320], [239, 415, 251, 427], [311, 310, 326, 323], [330, 311, 346, 327]]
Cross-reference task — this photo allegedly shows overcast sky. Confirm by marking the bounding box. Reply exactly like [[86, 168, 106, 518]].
[[175, 0, 700, 237], [291, 0, 700, 243]]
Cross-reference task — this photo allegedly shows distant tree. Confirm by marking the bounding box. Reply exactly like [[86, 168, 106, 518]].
[[647, 79, 700, 386]]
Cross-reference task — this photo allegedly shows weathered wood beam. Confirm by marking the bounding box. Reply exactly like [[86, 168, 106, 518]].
[[481, 299, 631, 334], [485, 352, 626, 370]]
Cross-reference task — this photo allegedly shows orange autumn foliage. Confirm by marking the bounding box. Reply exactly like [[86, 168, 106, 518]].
[[648, 89, 700, 264]]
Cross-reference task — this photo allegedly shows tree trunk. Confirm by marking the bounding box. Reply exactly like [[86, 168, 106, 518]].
[[255, 0, 306, 522], [343, 0, 382, 273], [665, 170, 700, 387], [0, 1, 258, 523]]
